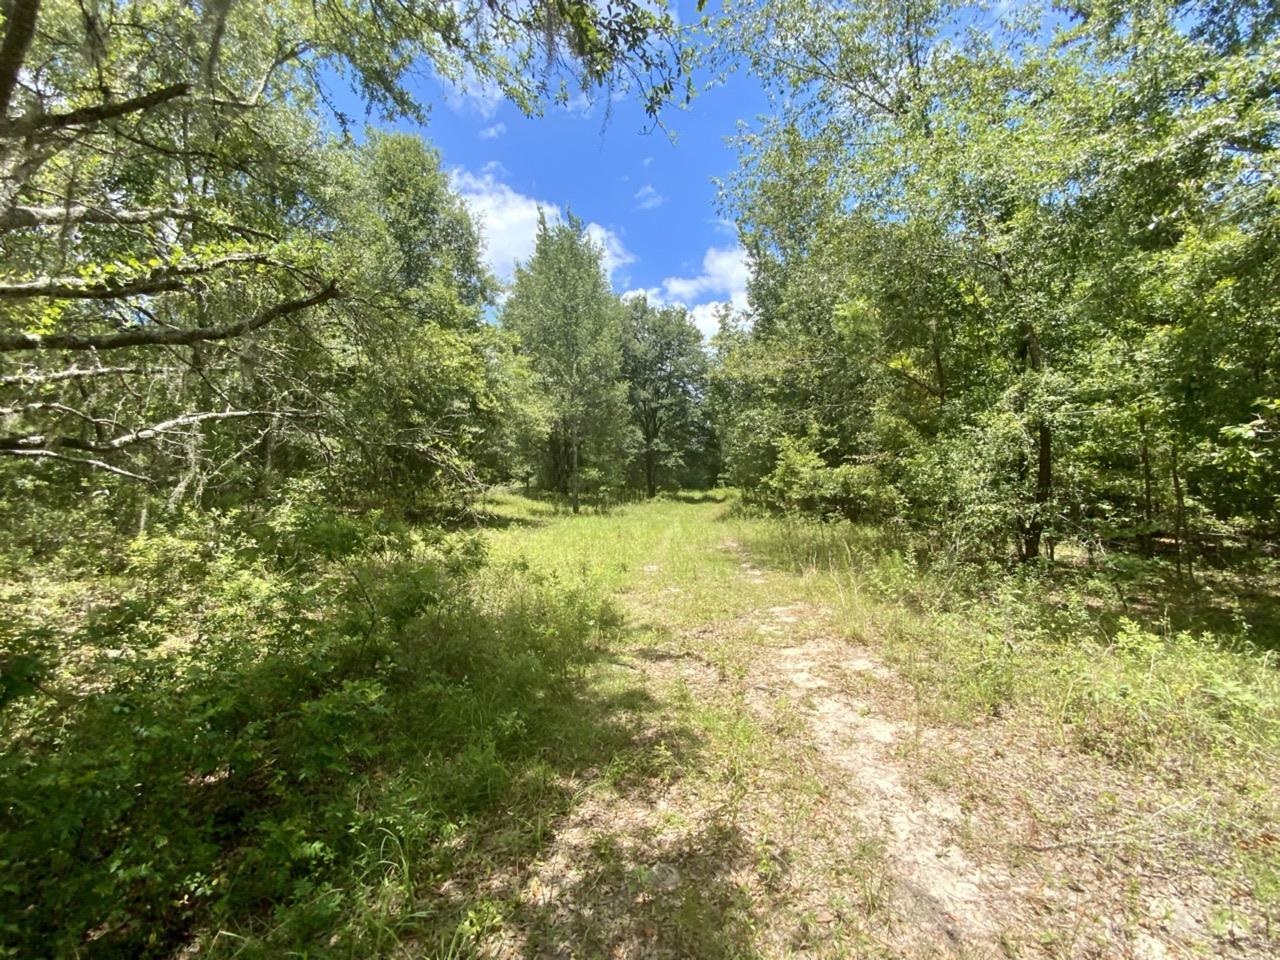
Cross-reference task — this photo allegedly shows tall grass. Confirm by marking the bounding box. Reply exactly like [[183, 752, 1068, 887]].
[[6, 491, 1276, 956], [732, 507, 1280, 771]]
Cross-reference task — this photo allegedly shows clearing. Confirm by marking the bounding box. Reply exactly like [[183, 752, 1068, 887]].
[[449, 492, 1279, 959]]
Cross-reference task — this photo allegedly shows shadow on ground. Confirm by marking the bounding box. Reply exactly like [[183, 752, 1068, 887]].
[[509, 816, 764, 959], [450, 619, 773, 959], [0, 545, 709, 958]]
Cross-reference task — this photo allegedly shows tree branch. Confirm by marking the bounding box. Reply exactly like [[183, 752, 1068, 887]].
[[0, 364, 140, 386], [0, 408, 299, 453], [85, 409, 277, 451], [0, 203, 189, 232], [0, 448, 151, 481], [5, 81, 192, 137], [0, 282, 339, 351], [0, 252, 278, 300], [0, 400, 104, 423], [0, 0, 41, 118], [876, 356, 944, 399]]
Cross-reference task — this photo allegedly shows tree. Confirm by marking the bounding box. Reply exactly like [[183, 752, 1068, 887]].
[[620, 296, 710, 496], [710, 0, 1279, 559], [0, 0, 686, 490], [296, 132, 515, 504], [501, 214, 629, 512]]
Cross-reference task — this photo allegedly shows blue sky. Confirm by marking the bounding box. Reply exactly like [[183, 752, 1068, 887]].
[[334, 1, 768, 338]]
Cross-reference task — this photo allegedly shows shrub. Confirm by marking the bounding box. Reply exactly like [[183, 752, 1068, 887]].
[[0, 507, 618, 958], [761, 436, 901, 521]]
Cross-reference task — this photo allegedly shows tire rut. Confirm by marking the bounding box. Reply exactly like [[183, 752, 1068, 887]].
[[747, 610, 1015, 953]]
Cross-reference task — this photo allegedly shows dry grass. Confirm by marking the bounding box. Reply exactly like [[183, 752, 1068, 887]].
[[432, 491, 1280, 958]]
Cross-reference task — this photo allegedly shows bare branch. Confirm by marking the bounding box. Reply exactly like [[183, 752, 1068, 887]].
[[0, 400, 104, 423], [212, 40, 310, 109], [87, 409, 279, 451], [0, 203, 188, 232], [0, 447, 151, 481], [0, 282, 339, 351], [1, 193, 282, 242], [0, 364, 140, 386], [0, 408, 315, 453]]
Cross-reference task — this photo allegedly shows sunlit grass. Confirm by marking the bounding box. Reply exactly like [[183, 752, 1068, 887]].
[[8, 491, 1277, 957], [727, 505, 1280, 773]]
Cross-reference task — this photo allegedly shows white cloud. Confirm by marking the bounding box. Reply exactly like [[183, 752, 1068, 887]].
[[642, 156, 654, 168], [661, 245, 750, 306], [634, 184, 664, 210], [584, 222, 636, 285], [623, 246, 751, 340], [621, 286, 664, 304], [479, 122, 506, 139], [689, 302, 736, 340], [439, 65, 504, 119], [708, 217, 737, 237], [451, 169, 560, 283], [558, 88, 596, 118], [450, 168, 635, 286]]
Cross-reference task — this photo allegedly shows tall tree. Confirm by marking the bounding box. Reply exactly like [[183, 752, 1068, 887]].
[[711, 0, 1279, 559], [501, 214, 629, 512], [0, 0, 685, 490], [620, 296, 709, 497]]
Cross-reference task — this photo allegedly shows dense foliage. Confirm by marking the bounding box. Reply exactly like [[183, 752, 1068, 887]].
[[500, 219, 712, 508], [0, 0, 687, 506], [711, 0, 1279, 565], [622, 294, 717, 494], [0, 1, 697, 954], [0, 499, 620, 956]]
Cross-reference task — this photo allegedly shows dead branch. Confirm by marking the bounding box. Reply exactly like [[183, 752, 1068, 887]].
[[0, 365, 141, 386], [0, 407, 319, 453], [0, 447, 151, 481], [0, 203, 189, 232]]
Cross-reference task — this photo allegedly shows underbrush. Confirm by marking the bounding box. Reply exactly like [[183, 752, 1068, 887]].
[[0, 497, 625, 958], [734, 509, 1280, 774]]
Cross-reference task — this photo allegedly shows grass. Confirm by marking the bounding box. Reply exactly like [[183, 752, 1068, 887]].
[[729, 506, 1280, 771], [487, 488, 1278, 776], [0, 499, 676, 958], [4, 489, 1278, 957]]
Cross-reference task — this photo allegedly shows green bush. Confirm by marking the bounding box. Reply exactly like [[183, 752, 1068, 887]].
[[760, 436, 901, 521], [0, 505, 620, 958]]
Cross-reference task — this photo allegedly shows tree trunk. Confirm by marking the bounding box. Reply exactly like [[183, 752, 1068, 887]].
[[930, 316, 946, 402], [645, 446, 656, 499], [1171, 440, 1190, 581], [1018, 327, 1051, 563], [1138, 414, 1155, 559], [570, 419, 580, 514], [256, 415, 277, 498], [1021, 421, 1051, 561]]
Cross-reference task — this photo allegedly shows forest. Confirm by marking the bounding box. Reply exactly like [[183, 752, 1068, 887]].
[[1, 0, 1277, 957]]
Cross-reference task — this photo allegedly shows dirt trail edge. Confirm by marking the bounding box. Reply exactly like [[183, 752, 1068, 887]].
[[747, 623, 1013, 951], [474, 528, 1265, 960]]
